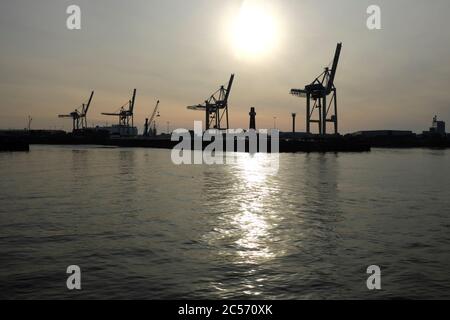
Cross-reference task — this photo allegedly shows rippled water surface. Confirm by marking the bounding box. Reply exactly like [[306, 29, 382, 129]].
[[1, 145, 450, 299]]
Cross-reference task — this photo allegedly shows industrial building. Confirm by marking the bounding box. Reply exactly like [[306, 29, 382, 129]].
[[428, 116, 446, 136]]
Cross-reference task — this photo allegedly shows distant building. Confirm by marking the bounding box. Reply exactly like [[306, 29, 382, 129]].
[[279, 132, 311, 139], [95, 125, 138, 137], [422, 116, 446, 137], [430, 116, 446, 136], [351, 130, 414, 138]]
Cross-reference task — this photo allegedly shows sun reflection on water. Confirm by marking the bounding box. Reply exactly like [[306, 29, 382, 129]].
[[205, 153, 283, 264], [201, 153, 284, 297], [235, 155, 282, 265]]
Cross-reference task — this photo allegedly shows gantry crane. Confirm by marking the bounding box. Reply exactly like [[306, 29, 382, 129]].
[[291, 43, 342, 135], [187, 74, 235, 130], [58, 91, 95, 132], [102, 89, 137, 127], [143, 100, 161, 137]]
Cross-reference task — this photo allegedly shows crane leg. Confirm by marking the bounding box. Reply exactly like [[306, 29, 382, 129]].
[[322, 95, 327, 135], [306, 93, 311, 134], [334, 89, 338, 134], [318, 99, 322, 135]]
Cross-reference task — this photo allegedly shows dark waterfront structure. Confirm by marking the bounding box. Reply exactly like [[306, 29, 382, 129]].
[[351, 129, 450, 148], [0, 129, 372, 152], [3, 126, 450, 152], [249, 107, 256, 130], [0, 133, 29, 152], [292, 113, 297, 133]]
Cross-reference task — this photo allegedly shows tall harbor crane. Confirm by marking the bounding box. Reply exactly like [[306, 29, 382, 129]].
[[58, 91, 95, 132], [291, 43, 342, 135], [187, 74, 235, 130], [102, 89, 137, 127], [143, 100, 161, 137]]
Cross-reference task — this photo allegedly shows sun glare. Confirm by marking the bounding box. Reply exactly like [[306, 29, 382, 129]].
[[232, 1, 278, 60]]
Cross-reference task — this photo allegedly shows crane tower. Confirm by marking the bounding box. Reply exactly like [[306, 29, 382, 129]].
[[58, 91, 95, 132], [187, 74, 235, 130], [291, 43, 342, 135]]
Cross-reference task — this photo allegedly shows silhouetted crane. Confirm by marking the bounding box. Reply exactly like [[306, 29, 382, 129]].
[[144, 100, 161, 137], [58, 91, 95, 132], [27, 116, 32, 131], [291, 43, 342, 135], [102, 89, 137, 127], [187, 74, 234, 130]]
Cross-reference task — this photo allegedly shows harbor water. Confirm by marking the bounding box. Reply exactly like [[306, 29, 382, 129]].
[[1, 145, 450, 299]]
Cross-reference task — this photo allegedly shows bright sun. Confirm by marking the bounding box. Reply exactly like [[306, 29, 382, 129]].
[[232, 0, 278, 59]]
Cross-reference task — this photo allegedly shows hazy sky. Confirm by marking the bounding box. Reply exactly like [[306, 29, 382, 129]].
[[1, 0, 449, 133]]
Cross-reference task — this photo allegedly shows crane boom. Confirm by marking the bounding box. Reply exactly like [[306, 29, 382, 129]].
[[101, 112, 121, 116], [144, 100, 161, 136], [326, 43, 342, 94], [148, 100, 160, 125], [187, 104, 206, 111], [83, 91, 95, 115], [223, 74, 235, 104], [129, 89, 137, 114]]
